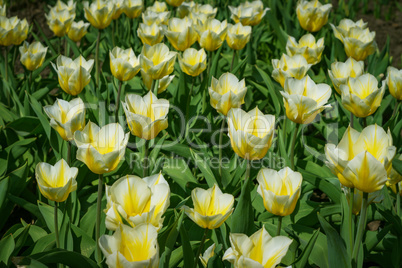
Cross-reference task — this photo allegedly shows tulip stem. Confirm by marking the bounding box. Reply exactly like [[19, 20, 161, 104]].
[[396, 183, 400, 216], [185, 76, 195, 137], [153, 79, 159, 96], [362, 117, 367, 128], [67, 141, 71, 165], [115, 81, 122, 124], [290, 124, 300, 170], [95, 30, 101, 89], [29, 71, 32, 92], [194, 228, 209, 268], [349, 188, 355, 252], [276, 216, 283, 236], [112, 20, 116, 48], [391, 101, 400, 118], [96, 174, 103, 265], [54, 202, 60, 248], [350, 114, 354, 128], [218, 117, 225, 176], [4, 46, 8, 82], [230, 50, 236, 72], [143, 139, 149, 177], [352, 192, 368, 267]]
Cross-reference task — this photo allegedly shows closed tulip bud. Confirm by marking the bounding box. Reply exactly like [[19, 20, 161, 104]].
[[35, 159, 78, 203], [200, 243, 215, 267], [137, 23, 164, 46], [109, 47, 140, 81], [99, 224, 159, 268], [140, 43, 176, 80], [272, 54, 312, 88], [83, 0, 115, 30], [229, 0, 269, 26], [331, 18, 368, 41], [44, 98, 85, 141], [52, 55, 94, 96], [142, 10, 170, 25], [165, 17, 198, 51], [0, 16, 28, 46], [105, 173, 170, 231], [183, 184, 234, 229], [209, 73, 247, 116], [343, 187, 383, 215], [112, 0, 124, 20], [281, 76, 331, 124], [166, 0, 185, 7], [386, 67, 402, 100], [179, 48, 207, 77], [325, 124, 396, 193], [227, 108, 275, 160], [328, 57, 364, 94], [46, 9, 75, 37], [226, 23, 251, 50], [195, 18, 227, 52], [296, 0, 332, 32], [123, 91, 169, 140], [74, 122, 129, 174], [223, 227, 292, 268], [68, 21, 90, 42], [286, 34, 324, 65], [147, 1, 168, 13], [340, 73, 385, 118], [19, 41, 47, 71], [123, 0, 143, 19], [257, 167, 302, 216], [141, 69, 174, 94]]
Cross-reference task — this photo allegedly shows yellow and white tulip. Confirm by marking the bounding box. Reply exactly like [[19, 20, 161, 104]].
[[147, 1, 168, 13], [386, 67, 402, 100], [331, 18, 368, 40], [139, 43, 176, 80], [343, 187, 383, 215], [286, 33, 324, 65], [226, 22, 252, 51], [0, 16, 28, 46], [178, 48, 207, 77], [109, 47, 140, 82], [195, 18, 227, 52], [328, 57, 364, 95], [166, 0, 185, 7], [141, 70, 174, 94], [19, 41, 47, 71], [67, 21, 90, 42], [112, 0, 124, 20], [272, 54, 312, 88], [228, 0, 269, 26], [142, 10, 170, 25], [296, 0, 332, 32], [164, 17, 198, 51], [137, 22, 164, 46], [83, 0, 115, 29], [46, 9, 75, 37], [123, 0, 143, 19], [200, 243, 215, 267]]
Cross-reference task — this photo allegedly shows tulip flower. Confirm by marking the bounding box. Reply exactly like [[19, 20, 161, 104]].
[[137, 22, 164, 46], [272, 54, 312, 88], [325, 124, 396, 193], [123, 0, 143, 19], [67, 21, 90, 42], [19, 41, 47, 71], [286, 34, 324, 65], [177, 1, 194, 18], [141, 70, 174, 94], [122, 91, 169, 140], [340, 73, 385, 118], [99, 224, 159, 268], [227, 107, 275, 160], [142, 10, 170, 25], [386, 67, 402, 100], [164, 17, 198, 51], [74, 122, 129, 174], [209, 73, 247, 116], [200, 244, 215, 267], [52, 55, 94, 96], [388, 155, 402, 185], [46, 9, 75, 37], [49, 0, 76, 13], [296, 0, 332, 32], [35, 159, 78, 203], [179, 48, 207, 77], [0, 16, 29, 46], [140, 43, 177, 80], [257, 167, 302, 216], [195, 18, 227, 52], [147, 1, 168, 13], [109, 47, 140, 82], [226, 23, 252, 51], [44, 98, 86, 142], [0, 4, 5, 17], [229, 0, 269, 26], [328, 57, 364, 95], [343, 187, 383, 215], [331, 18, 368, 40], [183, 184, 234, 229], [83, 0, 115, 29], [223, 227, 292, 268], [190, 3, 217, 20], [112, 0, 124, 20], [166, 0, 185, 7]]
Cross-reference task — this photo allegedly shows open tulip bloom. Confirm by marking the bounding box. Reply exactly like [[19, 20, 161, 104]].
[[109, 47, 140, 82], [19, 41, 48, 71], [195, 18, 228, 52], [286, 34, 324, 65], [328, 57, 364, 95], [140, 43, 177, 81], [147, 1, 168, 13], [137, 22, 164, 46], [164, 17, 198, 51], [272, 54, 312, 88], [178, 48, 207, 77], [0, 16, 29, 47], [46, 8, 75, 37], [228, 0, 269, 26], [296, 0, 332, 32], [142, 10, 170, 26], [68, 20, 90, 42], [386, 67, 402, 101], [123, 0, 143, 19], [83, 0, 115, 30], [226, 22, 252, 51]]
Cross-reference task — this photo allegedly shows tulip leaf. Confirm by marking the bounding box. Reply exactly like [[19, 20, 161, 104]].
[[163, 158, 198, 192], [392, 157, 402, 176], [255, 65, 282, 117], [231, 56, 248, 76], [0, 234, 15, 265], [179, 223, 195, 268], [37, 201, 62, 233], [231, 177, 254, 235], [160, 210, 184, 268], [190, 149, 217, 188], [293, 228, 320, 268]]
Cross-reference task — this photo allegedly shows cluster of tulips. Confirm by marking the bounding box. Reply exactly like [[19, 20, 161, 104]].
[[1, 0, 401, 267]]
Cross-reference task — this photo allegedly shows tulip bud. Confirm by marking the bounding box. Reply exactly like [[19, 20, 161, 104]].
[[227, 108, 275, 160], [229, 0, 269, 26], [142, 10, 170, 25], [165, 17, 198, 51], [83, 0, 115, 29], [19, 41, 47, 71], [46, 9, 75, 37], [183, 184, 234, 229], [328, 57, 364, 94], [123, 0, 143, 19], [286, 34, 324, 65], [331, 18, 368, 40], [166, 0, 185, 7], [68, 21, 90, 42], [179, 48, 207, 77], [386, 67, 402, 100], [74, 122, 129, 174], [137, 22, 164, 46], [109, 47, 140, 82], [141, 69, 174, 94], [44, 98, 86, 141], [200, 243, 215, 267], [140, 43, 176, 80], [272, 54, 312, 88], [35, 159, 78, 203], [296, 0, 332, 32], [195, 18, 227, 52], [226, 23, 252, 51], [0, 16, 28, 46], [190, 3, 217, 19], [177, 2, 194, 18], [49, 0, 76, 13], [147, 1, 168, 13], [343, 187, 383, 215], [112, 0, 124, 20]]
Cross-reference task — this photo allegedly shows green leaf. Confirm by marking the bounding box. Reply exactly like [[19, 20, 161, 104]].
[[179, 223, 195, 268], [0, 234, 15, 265], [37, 201, 61, 233], [163, 158, 198, 192], [21, 249, 98, 268], [392, 157, 402, 176], [190, 149, 216, 188], [231, 177, 254, 235], [294, 228, 320, 268], [255, 65, 282, 117], [160, 211, 184, 268]]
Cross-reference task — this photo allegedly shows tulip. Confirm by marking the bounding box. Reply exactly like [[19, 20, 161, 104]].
[[328, 57, 364, 94], [123, 0, 143, 19], [44, 98, 86, 142], [209, 73, 247, 116], [164, 17, 198, 51], [105, 173, 170, 231], [68, 21, 90, 42], [190, 3, 217, 20], [141, 69, 174, 94], [388, 155, 402, 185], [325, 124, 396, 193], [35, 159, 78, 203], [227, 107, 275, 160], [183, 184, 234, 229], [122, 91, 169, 140], [99, 224, 159, 268], [142, 10, 170, 25], [0, 4, 5, 17], [137, 22, 164, 46], [343, 187, 383, 215], [391, 181, 402, 196], [179, 48, 207, 77], [340, 73, 385, 118], [166, 0, 185, 7], [386, 67, 402, 100], [46, 9, 75, 37], [223, 227, 292, 268], [229, 0, 269, 26], [331, 18, 368, 40], [226, 23, 252, 51], [296, 0, 332, 32], [0, 16, 29, 46], [52, 55, 94, 96], [109, 47, 140, 82], [112, 0, 124, 20], [140, 43, 176, 80], [286, 34, 324, 65], [257, 167, 302, 216], [177, 1, 194, 18], [19, 41, 47, 71], [49, 0, 76, 13], [74, 122, 129, 174], [271, 54, 312, 88], [200, 243, 215, 267], [83, 0, 115, 29], [195, 18, 227, 52], [147, 1, 168, 13]]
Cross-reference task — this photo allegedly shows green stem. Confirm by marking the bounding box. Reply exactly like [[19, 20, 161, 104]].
[[349, 188, 355, 252], [112, 20, 116, 48], [350, 113, 354, 128], [396, 183, 400, 216], [115, 81, 122, 123], [4, 46, 8, 82], [67, 141, 71, 165], [59, 37, 62, 54], [143, 139, 149, 177], [362, 117, 367, 128], [185, 76, 195, 136], [230, 50, 236, 72], [290, 124, 300, 170], [95, 30, 101, 89], [54, 202, 60, 248], [352, 192, 368, 267], [29, 71, 32, 93], [282, 118, 287, 147], [391, 101, 401, 118], [218, 117, 226, 176], [96, 174, 103, 265], [153, 79, 159, 96], [276, 216, 283, 236], [194, 228, 209, 268]]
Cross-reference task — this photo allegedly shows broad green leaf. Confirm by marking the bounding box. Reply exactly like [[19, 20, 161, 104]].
[[0, 234, 15, 265]]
